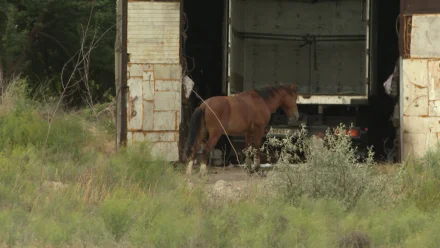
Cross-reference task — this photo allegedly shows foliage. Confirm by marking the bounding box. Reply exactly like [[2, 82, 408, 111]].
[[398, 144, 440, 212], [2, 79, 440, 247], [261, 124, 399, 210], [0, 0, 115, 106]]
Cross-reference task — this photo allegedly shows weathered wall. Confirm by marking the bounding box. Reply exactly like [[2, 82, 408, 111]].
[[230, 0, 367, 95], [401, 14, 440, 159], [126, 1, 181, 161]]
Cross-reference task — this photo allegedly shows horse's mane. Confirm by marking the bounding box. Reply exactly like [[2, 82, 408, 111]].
[[253, 84, 296, 100]]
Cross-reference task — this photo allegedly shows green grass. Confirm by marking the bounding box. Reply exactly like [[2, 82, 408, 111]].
[[1, 79, 440, 247]]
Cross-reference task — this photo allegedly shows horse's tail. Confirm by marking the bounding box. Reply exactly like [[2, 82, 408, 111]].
[[184, 106, 205, 161]]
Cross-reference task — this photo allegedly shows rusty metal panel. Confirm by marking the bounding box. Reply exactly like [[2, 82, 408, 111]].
[[409, 15, 440, 58], [402, 0, 440, 14], [127, 2, 180, 64]]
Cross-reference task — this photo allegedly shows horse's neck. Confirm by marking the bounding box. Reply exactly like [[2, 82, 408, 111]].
[[263, 98, 282, 113]]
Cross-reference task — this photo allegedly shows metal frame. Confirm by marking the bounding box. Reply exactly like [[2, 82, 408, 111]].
[[226, 0, 372, 105], [399, 56, 403, 162], [222, 0, 229, 95], [227, 0, 232, 96]]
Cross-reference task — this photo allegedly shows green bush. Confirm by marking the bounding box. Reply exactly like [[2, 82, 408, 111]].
[[0, 79, 91, 161], [262, 124, 394, 210]]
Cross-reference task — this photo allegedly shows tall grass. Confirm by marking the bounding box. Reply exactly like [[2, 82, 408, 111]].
[[1, 79, 440, 247]]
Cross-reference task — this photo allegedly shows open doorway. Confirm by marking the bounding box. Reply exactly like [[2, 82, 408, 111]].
[[180, 0, 227, 161], [181, 0, 402, 164], [367, 0, 400, 162]]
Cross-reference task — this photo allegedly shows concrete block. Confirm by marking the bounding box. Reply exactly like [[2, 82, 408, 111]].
[[154, 92, 180, 111], [403, 115, 429, 134], [155, 80, 180, 92], [176, 110, 181, 127], [143, 71, 154, 81], [429, 101, 440, 116], [153, 111, 176, 130], [143, 64, 153, 71], [402, 59, 429, 116], [127, 78, 143, 130], [143, 101, 154, 130], [151, 142, 179, 161], [154, 64, 181, 80], [142, 74, 154, 101], [132, 132, 146, 142], [145, 131, 177, 142], [428, 117, 440, 133], [428, 60, 440, 101], [403, 133, 428, 159], [127, 132, 133, 145], [128, 64, 143, 77]]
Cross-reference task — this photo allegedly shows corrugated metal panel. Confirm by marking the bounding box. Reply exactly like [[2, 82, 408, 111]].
[[126, 1, 182, 162], [127, 2, 180, 64]]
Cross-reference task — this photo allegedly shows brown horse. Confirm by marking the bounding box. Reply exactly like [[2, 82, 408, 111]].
[[183, 83, 300, 176]]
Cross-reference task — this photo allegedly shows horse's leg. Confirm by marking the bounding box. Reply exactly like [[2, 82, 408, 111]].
[[186, 136, 203, 176], [251, 128, 265, 173], [243, 132, 253, 167], [200, 131, 222, 177]]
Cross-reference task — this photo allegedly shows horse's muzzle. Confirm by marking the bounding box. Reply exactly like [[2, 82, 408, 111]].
[[292, 110, 300, 121]]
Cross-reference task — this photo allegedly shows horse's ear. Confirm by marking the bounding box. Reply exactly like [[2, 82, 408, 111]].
[[290, 83, 296, 90]]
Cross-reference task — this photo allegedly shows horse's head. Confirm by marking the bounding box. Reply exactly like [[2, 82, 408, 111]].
[[280, 83, 300, 121]]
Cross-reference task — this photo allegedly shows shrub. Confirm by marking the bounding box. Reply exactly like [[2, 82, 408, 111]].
[[262, 124, 394, 210]]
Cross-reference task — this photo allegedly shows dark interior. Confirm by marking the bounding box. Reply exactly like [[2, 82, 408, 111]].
[[368, 0, 400, 161], [182, 0, 401, 163]]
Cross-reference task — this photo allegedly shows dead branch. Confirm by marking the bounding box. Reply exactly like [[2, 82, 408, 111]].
[[40, 6, 116, 185]]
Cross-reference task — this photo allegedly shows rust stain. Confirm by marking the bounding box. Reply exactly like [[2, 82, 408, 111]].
[[419, 114, 429, 117], [402, 15, 412, 58], [128, 95, 138, 119], [411, 82, 426, 89]]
